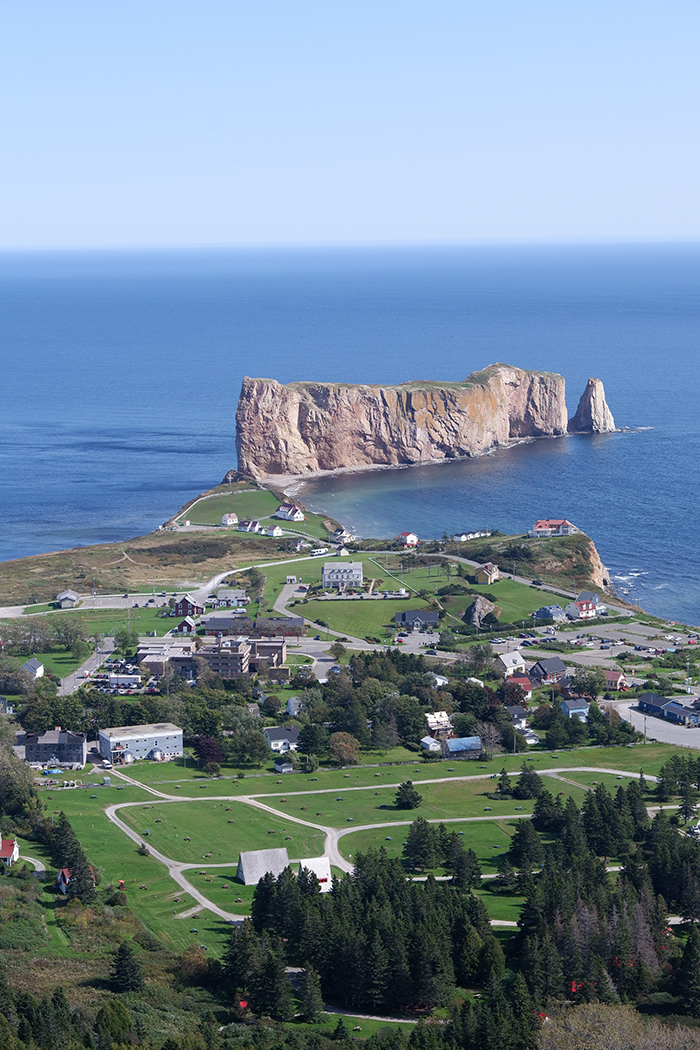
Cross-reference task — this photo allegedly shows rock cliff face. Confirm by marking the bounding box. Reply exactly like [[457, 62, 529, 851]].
[[236, 363, 568, 477], [568, 378, 615, 434]]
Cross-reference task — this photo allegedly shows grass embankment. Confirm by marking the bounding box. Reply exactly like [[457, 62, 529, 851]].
[[180, 487, 336, 541]]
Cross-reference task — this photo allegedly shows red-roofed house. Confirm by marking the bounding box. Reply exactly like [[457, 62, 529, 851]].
[[57, 866, 96, 894], [605, 670, 627, 691], [475, 562, 500, 585], [397, 532, 419, 547], [528, 519, 580, 538], [0, 839, 18, 867], [509, 676, 533, 701]]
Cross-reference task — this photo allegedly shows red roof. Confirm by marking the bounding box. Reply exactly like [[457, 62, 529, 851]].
[[510, 677, 533, 690], [532, 519, 572, 529], [0, 839, 16, 859]]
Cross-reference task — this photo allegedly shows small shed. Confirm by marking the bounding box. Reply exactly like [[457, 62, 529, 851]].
[[421, 735, 442, 753], [236, 847, 290, 885], [444, 736, 482, 759], [297, 856, 332, 892], [56, 589, 80, 609], [274, 758, 294, 774]]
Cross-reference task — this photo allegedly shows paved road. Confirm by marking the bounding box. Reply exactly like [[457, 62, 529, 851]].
[[19, 855, 46, 873], [58, 639, 116, 696]]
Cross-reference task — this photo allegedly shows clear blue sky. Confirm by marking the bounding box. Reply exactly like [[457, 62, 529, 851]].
[[1, 1, 698, 248]]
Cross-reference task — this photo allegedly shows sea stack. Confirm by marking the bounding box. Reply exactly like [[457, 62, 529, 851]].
[[568, 378, 616, 434], [235, 364, 569, 477]]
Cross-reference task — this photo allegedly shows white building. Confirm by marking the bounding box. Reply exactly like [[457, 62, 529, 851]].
[[397, 532, 419, 547], [55, 589, 80, 608], [98, 722, 183, 763], [221, 512, 239, 526], [528, 519, 579, 538], [21, 659, 44, 680], [263, 726, 300, 752], [322, 561, 364, 590], [421, 735, 442, 753], [265, 524, 284, 537], [275, 502, 305, 522], [298, 856, 332, 891], [494, 652, 527, 677]]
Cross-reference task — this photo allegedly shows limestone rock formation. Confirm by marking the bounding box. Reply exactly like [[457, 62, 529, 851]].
[[568, 378, 615, 434], [464, 595, 496, 628], [236, 363, 568, 478]]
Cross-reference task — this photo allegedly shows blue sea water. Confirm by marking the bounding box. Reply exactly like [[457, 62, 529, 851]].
[[1, 244, 699, 621]]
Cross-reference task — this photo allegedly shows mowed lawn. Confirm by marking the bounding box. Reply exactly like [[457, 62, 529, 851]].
[[119, 799, 325, 863], [300, 597, 430, 638], [184, 489, 280, 525], [337, 817, 520, 874]]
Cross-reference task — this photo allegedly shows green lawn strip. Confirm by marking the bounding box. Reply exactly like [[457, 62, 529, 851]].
[[475, 888, 526, 924], [290, 1016, 416, 1038], [337, 818, 519, 874], [184, 489, 280, 525], [31, 650, 85, 676], [118, 800, 324, 865], [183, 869, 256, 915]]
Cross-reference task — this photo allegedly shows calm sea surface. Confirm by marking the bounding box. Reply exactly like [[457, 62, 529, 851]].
[[1, 244, 699, 621]]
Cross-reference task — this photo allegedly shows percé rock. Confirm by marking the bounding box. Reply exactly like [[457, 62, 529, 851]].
[[236, 363, 568, 478], [568, 378, 615, 434]]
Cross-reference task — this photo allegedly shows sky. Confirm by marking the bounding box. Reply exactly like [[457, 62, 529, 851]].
[[0, 1, 698, 248]]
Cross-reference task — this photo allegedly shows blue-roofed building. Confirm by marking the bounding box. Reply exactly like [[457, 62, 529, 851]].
[[638, 692, 700, 726], [560, 699, 590, 722], [535, 604, 567, 622], [443, 736, 482, 759]]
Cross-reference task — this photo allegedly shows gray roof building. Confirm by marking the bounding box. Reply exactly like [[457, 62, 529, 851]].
[[236, 847, 290, 885], [25, 729, 87, 768]]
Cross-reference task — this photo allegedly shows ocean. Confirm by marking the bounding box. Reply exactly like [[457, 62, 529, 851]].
[[1, 244, 699, 621]]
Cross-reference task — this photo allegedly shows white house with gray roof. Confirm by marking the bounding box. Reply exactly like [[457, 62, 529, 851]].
[[298, 856, 332, 891]]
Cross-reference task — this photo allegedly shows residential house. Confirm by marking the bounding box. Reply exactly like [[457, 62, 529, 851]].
[[236, 847, 290, 885], [264, 524, 284, 538], [443, 736, 482, 759], [55, 589, 80, 609], [604, 669, 627, 691], [509, 676, 533, 701], [57, 866, 96, 894], [565, 599, 597, 620], [175, 616, 196, 635], [561, 699, 590, 722], [452, 530, 492, 542], [421, 735, 443, 753], [238, 520, 261, 533], [246, 703, 261, 718], [475, 562, 500, 585], [528, 519, 580, 538], [425, 711, 453, 739], [263, 726, 300, 753], [275, 503, 305, 522], [215, 588, 248, 608], [287, 696, 304, 717], [173, 594, 205, 618], [494, 651, 527, 677], [322, 561, 364, 590], [25, 728, 87, 768], [221, 512, 239, 526], [430, 673, 449, 688], [576, 590, 607, 613], [0, 839, 19, 867], [505, 705, 529, 731], [21, 658, 44, 680], [0, 696, 14, 716], [529, 656, 568, 684], [394, 609, 440, 630], [286, 576, 298, 585], [98, 723, 183, 763], [297, 857, 332, 892], [535, 604, 567, 622], [397, 532, 419, 547], [274, 758, 294, 774]]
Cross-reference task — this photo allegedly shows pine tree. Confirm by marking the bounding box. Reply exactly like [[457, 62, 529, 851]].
[[333, 1016, 349, 1041], [111, 943, 145, 993], [677, 925, 700, 1016], [67, 852, 96, 904], [395, 781, 423, 810], [300, 965, 324, 1021]]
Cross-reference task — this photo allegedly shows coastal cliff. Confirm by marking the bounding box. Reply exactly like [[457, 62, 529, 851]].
[[236, 363, 568, 477], [568, 377, 616, 433]]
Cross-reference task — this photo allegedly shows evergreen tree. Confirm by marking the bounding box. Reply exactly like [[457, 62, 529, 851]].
[[395, 780, 423, 810], [508, 820, 543, 869], [111, 943, 145, 992], [513, 762, 543, 800], [300, 965, 325, 1022], [333, 1016, 350, 1041], [250, 946, 293, 1020], [66, 851, 96, 905], [403, 818, 438, 870], [677, 925, 700, 1016]]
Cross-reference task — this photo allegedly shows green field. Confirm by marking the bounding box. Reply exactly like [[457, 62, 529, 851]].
[[119, 799, 325, 863], [337, 817, 520, 873], [300, 597, 431, 639], [179, 489, 280, 525]]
